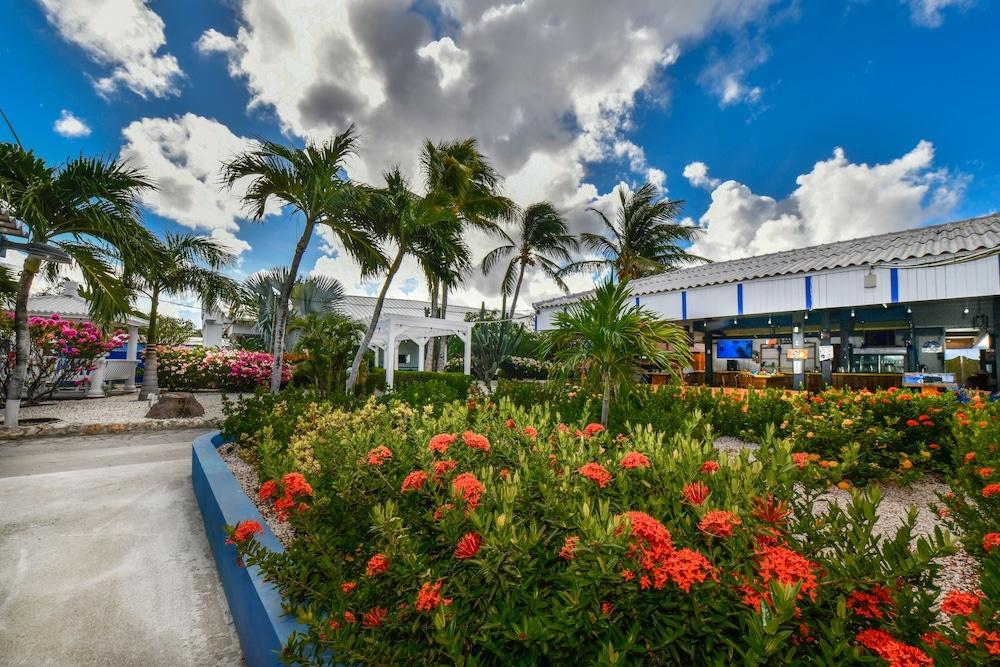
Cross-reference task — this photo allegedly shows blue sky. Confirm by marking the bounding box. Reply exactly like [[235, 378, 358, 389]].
[[3, 1, 999, 319]]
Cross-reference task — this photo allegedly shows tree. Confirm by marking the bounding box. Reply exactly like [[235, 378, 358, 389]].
[[0, 143, 160, 427], [222, 128, 382, 393], [235, 268, 344, 351], [481, 201, 578, 319], [344, 168, 461, 394], [289, 311, 365, 395], [561, 183, 704, 282], [541, 279, 691, 426], [142, 315, 198, 347], [123, 232, 238, 400]]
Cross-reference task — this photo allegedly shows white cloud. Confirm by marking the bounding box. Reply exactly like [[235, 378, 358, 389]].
[[37, 0, 183, 98], [905, 0, 975, 27], [199, 0, 777, 307], [52, 109, 91, 137], [690, 141, 967, 261], [683, 161, 721, 188], [118, 113, 278, 255]]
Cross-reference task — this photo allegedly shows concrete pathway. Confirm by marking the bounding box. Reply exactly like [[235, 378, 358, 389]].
[[0, 429, 242, 666]]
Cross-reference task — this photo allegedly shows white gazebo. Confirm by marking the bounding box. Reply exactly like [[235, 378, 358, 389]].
[[367, 314, 474, 388], [27, 279, 145, 396]]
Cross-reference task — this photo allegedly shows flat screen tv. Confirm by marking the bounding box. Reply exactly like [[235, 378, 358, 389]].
[[717, 339, 753, 359]]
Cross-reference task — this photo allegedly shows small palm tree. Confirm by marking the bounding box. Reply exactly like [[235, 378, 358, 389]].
[[222, 128, 383, 393], [0, 143, 160, 427], [235, 268, 344, 351], [123, 232, 239, 400], [561, 183, 704, 281], [541, 279, 691, 425], [481, 201, 578, 319]]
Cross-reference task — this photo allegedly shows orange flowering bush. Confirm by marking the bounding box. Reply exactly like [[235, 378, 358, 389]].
[[225, 395, 982, 665]]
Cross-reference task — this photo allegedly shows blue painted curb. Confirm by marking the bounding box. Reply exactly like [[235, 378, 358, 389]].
[[192, 430, 307, 667]]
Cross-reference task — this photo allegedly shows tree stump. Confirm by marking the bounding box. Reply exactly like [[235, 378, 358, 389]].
[[145, 392, 205, 419]]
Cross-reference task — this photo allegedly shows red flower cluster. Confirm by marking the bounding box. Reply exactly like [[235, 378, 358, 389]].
[[262, 472, 314, 522], [400, 470, 428, 493], [983, 483, 1000, 498], [258, 479, 276, 501], [698, 510, 741, 537], [978, 467, 995, 478], [341, 581, 357, 594], [362, 606, 387, 628], [455, 532, 482, 559], [582, 423, 605, 437], [756, 546, 819, 605], [791, 452, 810, 469], [578, 462, 612, 488], [559, 535, 579, 560], [699, 460, 720, 475], [966, 621, 1000, 655], [366, 445, 393, 466], [600, 601, 613, 615], [365, 553, 389, 577], [343, 611, 357, 624], [522, 426, 538, 440], [226, 520, 263, 545], [751, 494, 790, 526], [682, 481, 710, 505], [451, 472, 485, 511], [856, 629, 932, 667], [965, 451, 977, 462], [984, 532, 1000, 552], [846, 584, 894, 620], [505, 418, 516, 429], [620, 451, 651, 469], [940, 589, 982, 616], [428, 433, 456, 453], [462, 430, 491, 452], [283, 472, 312, 497], [415, 580, 453, 612], [433, 459, 458, 478], [661, 548, 715, 593]]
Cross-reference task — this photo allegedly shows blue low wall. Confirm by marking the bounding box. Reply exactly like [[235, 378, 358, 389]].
[[192, 430, 306, 667]]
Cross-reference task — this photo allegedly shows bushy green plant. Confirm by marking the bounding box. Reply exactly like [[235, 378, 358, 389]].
[[225, 397, 974, 665], [394, 370, 473, 398], [289, 312, 365, 395], [386, 378, 461, 410]]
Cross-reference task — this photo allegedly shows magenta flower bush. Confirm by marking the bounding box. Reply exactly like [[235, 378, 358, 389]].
[[157, 346, 290, 391]]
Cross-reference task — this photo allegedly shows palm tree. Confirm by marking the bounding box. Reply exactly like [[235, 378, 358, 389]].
[[123, 232, 239, 400], [541, 279, 691, 426], [0, 143, 160, 427], [222, 127, 383, 393], [561, 183, 704, 282], [481, 201, 578, 320], [235, 268, 344, 351], [344, 168, 461, 393]]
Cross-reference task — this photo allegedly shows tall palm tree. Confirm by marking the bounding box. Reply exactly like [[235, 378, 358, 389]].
[[541, 279, 691, 426], [122, 232, 239, 400], [0, 143, 160, 427], [235, 268, 344, 351], [344, 168, 462, 393], [222, 127, 383, 393], [481, 201, 578, 320], [561, 183, 704, 282]]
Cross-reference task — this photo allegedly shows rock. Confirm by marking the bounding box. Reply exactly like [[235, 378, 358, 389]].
[[145, 392, 205, 419]]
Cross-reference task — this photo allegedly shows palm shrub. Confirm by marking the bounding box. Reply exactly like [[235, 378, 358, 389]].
[[226, 397, 966, 665], [543, 279, 691, 425], [289, 312, 365, 396]]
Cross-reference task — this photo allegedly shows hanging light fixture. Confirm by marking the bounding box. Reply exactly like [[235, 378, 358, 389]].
[[850, 308, 855, 318]]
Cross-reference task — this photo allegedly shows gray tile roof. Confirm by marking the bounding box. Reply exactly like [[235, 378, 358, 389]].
[[534, 214, 1000, 308]]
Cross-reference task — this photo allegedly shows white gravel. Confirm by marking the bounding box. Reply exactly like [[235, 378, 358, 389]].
[[218, 442, 295, 548], [15, 391, 234, 426]]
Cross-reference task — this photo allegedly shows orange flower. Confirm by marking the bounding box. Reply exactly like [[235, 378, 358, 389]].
[[274, 495, 295, 522], [451, 472, 485, 510], [415, 580, 453, 612], [620, 569, 635, 582], [699, 460, 720, 474], [343, 611, 356, 624], [400, 470, 428, 492], [433, 503, 454, 521], [856, 629, 932, 667], [258, 480, 277, 501], [362, 606, 387, 628], [433, 459, 458, 478], [365, 553, 389, 577], [751, 494, 789, 526], [663, 547, 714, 592], [983, 483, 1000, 499], [698, 510, 741, 537], [428, 433, 456, 453], [620, 451, 651, 469], [454, 532, 482, 559], [462, 430, 491, 452], [366, 445, 393, 466], [940, 590, 982, 616], [583, 423, 606, 437], [559, 535, 579, 560], [965, 451, 977, 462], [282, 472, 313, 497], [505, 418, 516, 429], [984, 532, 1000, 552], [578, 462, 612, 488], [499, 468, 510, 479], [846, 584, 894, 619], [341, 581, 357, 595], [791, 452, 810, 469], [522, 426, 538, 440], [600, 601, 614, 615], [226, 520, 263, 545], [682, 481, 711, 505], [966, 621, 1000, 655], [978, 467, 995, 478], [757, 546, 818, 603]]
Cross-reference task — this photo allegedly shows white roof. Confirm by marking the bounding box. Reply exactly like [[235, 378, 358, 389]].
[[28, 281, 147, 327]]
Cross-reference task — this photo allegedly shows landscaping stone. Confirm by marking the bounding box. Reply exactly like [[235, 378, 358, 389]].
[[146, 392, 206, 419]]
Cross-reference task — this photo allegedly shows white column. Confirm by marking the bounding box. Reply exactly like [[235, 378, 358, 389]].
[[417, 340, 426, 372], [462, 331, 471, 376], [86, 358, 107, 397], [385, 328, 396, 389], [124, 325, 138, 390]]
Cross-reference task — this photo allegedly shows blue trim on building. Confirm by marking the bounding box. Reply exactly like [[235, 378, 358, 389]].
[[193, 431, 308, 667], [890, 268, 899, 303], [533, 314, 538, 331], [736, 284, 744, 316], [635, 296, 640, 307], [681, 291, 687, 320], [804, 276, 813, 310]]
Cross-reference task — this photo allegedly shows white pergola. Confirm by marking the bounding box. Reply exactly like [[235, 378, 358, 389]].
[[367, 314, 474, 388]]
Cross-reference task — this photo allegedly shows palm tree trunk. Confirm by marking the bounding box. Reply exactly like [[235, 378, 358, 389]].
[[138, 287, 160, 401], [508, 260, 527, 323], [436, 286, 449, 370], [427, 278, 438, 370], [600, 372, 612, 426], [4, 257, 40, 428], [271, 219, 315, 393], [347, 247, 405, 394]]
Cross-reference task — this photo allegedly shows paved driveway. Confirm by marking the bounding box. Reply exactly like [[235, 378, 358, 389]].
[[0, 429, 242, 666]]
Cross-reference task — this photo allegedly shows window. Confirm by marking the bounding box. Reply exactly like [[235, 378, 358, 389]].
[[398, 353, 411, 365]]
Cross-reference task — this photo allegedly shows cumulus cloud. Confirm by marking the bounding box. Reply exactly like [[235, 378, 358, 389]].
[[37, 0, 183, 98], [689, 140, 967, 261], [195, 0, 777, 306], [683, 161, 721, 189], [52, 109, 91, 137], [905, 0, 975, 27], [118, 113, 280, 255]]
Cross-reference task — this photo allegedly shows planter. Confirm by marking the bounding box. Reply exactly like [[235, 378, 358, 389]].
[[192, 430, 306, 667]]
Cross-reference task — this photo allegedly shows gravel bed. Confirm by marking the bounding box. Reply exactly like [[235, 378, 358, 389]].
[[16, 391, 234, 426], [218, 442, 295, 548], [714, 435, 759, 455]]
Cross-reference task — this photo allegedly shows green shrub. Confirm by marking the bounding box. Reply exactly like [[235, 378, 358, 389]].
[[394, 371, 473, 398], [385, 379, 461, 410]]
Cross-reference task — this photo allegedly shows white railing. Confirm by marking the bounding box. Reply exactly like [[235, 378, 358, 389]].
[[86, 358, 139, 396]]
